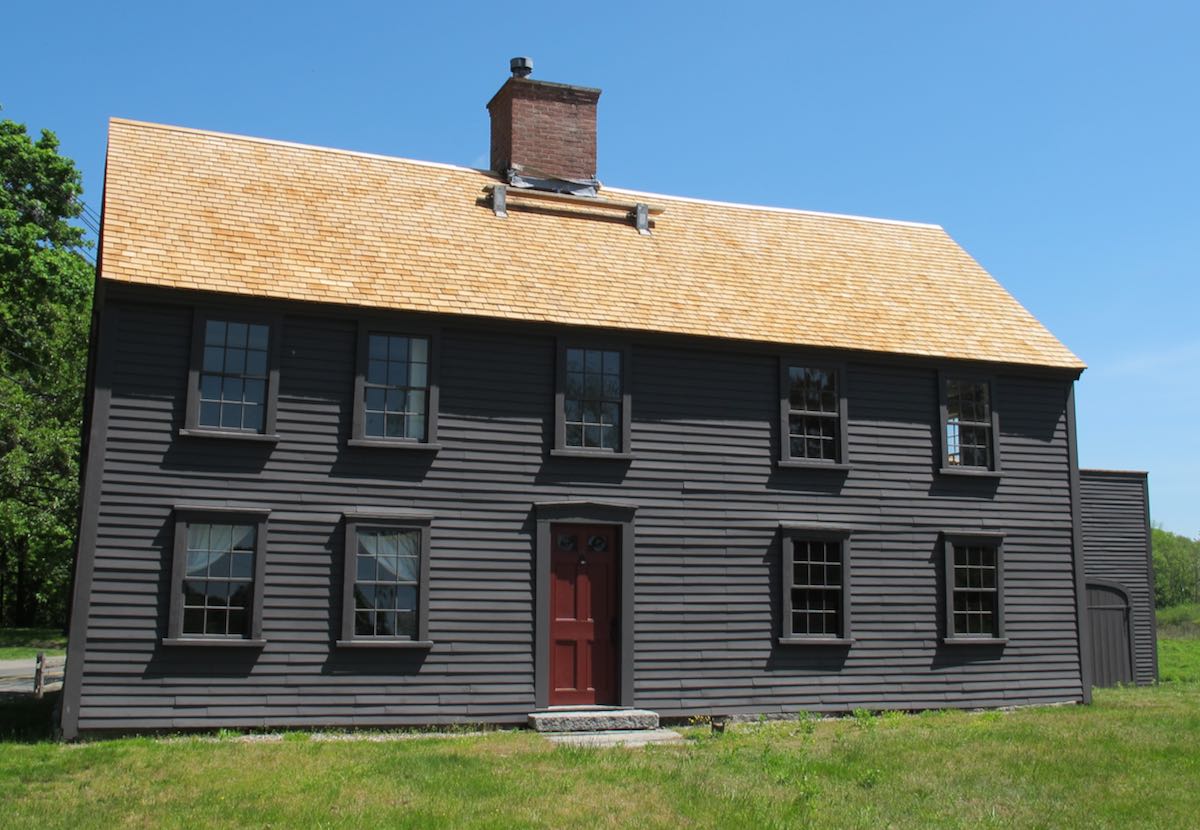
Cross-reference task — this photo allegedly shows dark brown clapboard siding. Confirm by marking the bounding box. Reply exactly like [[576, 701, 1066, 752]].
[[1079, 470, 1157, 684], [73, 296, 1083, 732]]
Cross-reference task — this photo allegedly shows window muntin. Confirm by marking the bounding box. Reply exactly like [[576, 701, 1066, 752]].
[[363, 333, 430, 441], [168, 508, 267, 645], [786, 367, 841, 462], [564, 347, 622, 450], [945, 379, 993, 468], [781, 529, 852, 642], [353, 527, 421, 639], [790, 539, 844, 636], [951, 542, 999, 636], [182, 522, 257, 637], [198, 320, 270, 432]]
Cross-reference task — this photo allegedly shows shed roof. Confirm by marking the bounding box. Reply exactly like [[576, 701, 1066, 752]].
[[99, 118, 1084, 370]]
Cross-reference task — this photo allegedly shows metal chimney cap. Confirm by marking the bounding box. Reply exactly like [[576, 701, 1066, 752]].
[[510, 56, 533, 78]]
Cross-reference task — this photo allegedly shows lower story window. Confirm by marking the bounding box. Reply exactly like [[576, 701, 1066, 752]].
[[169, 508, 268, 643], [944, 535, 1005, 640], [183, 523, 255, 636], [353, 528, 420, 638], [781, 528, 852, 641], [341, 514, 432, 645]]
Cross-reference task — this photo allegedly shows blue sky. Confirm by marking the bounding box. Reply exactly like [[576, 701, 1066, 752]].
[[6, 2, 1197, 535]]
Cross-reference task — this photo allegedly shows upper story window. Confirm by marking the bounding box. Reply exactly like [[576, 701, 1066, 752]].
[[943, 534, 1006, 642], [554, 343, 631, 458], [184, 312, 279, 439], [940, 375, 1000, 473], [167, 507, 268, 645], [351, 325, 440, 449], [779, 360, 848, 467], [780, 526, 852, 643], [339, 513, 432, 647]]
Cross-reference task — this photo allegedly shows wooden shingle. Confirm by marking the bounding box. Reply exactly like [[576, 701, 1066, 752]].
[[100, 119, 1084, 370]]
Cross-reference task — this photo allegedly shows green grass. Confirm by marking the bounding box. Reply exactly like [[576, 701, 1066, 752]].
[[1158, 639, 1200, 683], [1157, 603, 1200, 639], [1158, 603, 1200, 684], [0, 627, 67, 660], [2, 683, 1199, 829]]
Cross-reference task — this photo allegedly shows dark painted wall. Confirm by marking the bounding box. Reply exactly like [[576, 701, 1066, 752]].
[[1079, 470, 1156, 685], [69, 289, 1085, 733]]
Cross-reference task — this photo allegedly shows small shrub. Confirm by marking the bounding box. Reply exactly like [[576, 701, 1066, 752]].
[[851, 708, 877, 730]]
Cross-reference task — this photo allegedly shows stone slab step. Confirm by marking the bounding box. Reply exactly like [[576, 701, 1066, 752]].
[[545, 728, 683, 748], [528, 708, 659, 733]]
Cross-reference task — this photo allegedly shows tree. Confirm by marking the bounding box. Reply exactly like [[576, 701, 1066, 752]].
[[0, 111, 93, 627], [1152, 526, 1200, 608]]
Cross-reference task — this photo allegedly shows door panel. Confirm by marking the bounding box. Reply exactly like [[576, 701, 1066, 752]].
[[1087, 583, 1133, 687], [549, 524, 618, 706]]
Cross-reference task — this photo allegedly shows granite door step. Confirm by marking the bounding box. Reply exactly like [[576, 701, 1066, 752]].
[[528, 707, 659, 733], [545, 728, 683, 748]]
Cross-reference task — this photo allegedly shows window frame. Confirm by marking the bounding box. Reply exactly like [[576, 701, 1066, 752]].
[[778, 357, 850, 469], [552, 339, 633, 459], [182, 308, 282, 442], [938, 372, 1002, 476], [779, 524, 854, 645], [337, 511, 434, 648], [349, 322, 441, 450], [165, 505, 269, 647], [942, 532, 1007, 644]]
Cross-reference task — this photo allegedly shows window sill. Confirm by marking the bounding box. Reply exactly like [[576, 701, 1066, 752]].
[[938, 467, 1002, 479], [550, 448, 634, 461], [778, 637, 855, 646], [777, 460, 852, 472], [179, 428, 279, 444], [347, 438, 442, 451], [335, 639, 434, 649], [941, 637, 1008, 646], [162, 637, 267, 648]]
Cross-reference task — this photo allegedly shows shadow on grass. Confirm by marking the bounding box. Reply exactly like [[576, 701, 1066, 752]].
[[0, 691, 60, 743], [0, 627, 68, 651]]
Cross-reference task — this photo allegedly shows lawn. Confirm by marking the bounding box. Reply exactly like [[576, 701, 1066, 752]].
[[0, 682, 1197, 829], [1157, 603, 1200, 684], [0, 627, 68, 661], [0, 627, 1195, 829]]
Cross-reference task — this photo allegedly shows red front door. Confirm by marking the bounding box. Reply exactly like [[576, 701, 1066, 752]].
[[549, 523, 618, 706]]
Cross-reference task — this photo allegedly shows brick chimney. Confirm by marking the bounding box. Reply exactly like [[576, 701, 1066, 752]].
[[487, 57, 601, 185]]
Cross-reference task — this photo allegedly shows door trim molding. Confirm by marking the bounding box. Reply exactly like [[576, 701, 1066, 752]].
[[533, 501, 636, 710]]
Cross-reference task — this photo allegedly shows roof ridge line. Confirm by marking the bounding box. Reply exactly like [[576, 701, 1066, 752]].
[[601, 186, 943, 230], [108, 117, 942, 230], [107, 117, 499, 177]]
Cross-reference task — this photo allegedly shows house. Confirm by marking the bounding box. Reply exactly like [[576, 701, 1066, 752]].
[[60, 61, 1149, 738]]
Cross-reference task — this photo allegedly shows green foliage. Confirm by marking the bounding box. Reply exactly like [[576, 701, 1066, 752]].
[[0, 625, 67, 659], [1152, 527, 1200, 608], [1157, 603, 1200, 639], [0, 110, 93, 627]]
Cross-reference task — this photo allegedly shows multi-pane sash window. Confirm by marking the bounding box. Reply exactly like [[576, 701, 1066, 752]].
[[951, 543, 999, 636], [182, 523, 256, 637], [363, 334, 430, 441], [786, 366, 841, 462], [791, 539, 843, 635], [943, 534, 1005, 641], [199, 320, 270, 432], [945, 378, 994, 469], [564, 347, 622, 450], [781, 528, 852, 642], [353, 527, 421, 639]]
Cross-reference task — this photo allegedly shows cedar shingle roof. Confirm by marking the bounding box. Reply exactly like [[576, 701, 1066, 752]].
[[100, 118, 1084, 370]]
